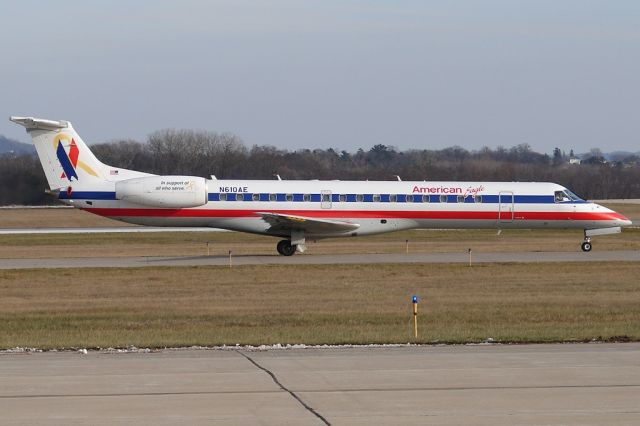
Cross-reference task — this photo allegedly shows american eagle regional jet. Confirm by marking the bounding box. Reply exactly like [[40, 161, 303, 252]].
[[11, 116, 632, 255]]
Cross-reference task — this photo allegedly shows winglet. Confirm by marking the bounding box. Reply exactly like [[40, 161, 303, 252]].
[[10, 116, 68, 131]]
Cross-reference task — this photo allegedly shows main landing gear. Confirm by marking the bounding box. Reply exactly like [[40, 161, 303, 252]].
[[276, 239, 297, 256], [581, 238, 592, 252]]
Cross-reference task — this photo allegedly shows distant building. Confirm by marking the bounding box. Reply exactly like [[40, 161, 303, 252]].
[[569, 157, 581, 165]]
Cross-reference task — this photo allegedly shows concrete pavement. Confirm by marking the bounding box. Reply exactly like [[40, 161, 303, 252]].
[[1, 343, 639, 425]]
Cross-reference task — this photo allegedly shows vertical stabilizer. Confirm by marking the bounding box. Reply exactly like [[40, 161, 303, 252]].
[[10, 116, 107, 190]]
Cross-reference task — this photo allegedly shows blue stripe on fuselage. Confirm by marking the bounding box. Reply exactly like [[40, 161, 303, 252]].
[[59, 191, 117, 200], [59, 191, 586, 204]]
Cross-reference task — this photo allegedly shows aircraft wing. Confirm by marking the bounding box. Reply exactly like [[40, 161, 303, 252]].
[[257, 212, 360, 235]]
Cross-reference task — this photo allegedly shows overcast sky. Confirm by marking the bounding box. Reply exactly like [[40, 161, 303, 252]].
[[1, 1, 639, 153]]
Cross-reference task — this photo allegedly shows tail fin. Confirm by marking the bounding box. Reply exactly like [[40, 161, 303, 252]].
[[10, 117, 107, 190]]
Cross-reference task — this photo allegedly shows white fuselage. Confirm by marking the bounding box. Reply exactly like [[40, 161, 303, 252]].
[[60, 180, 631, 238]]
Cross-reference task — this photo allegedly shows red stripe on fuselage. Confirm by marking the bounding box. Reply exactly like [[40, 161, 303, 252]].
[[83, 208, 626, 222]]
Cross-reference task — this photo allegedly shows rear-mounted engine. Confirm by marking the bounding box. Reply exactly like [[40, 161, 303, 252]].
[[115, 176, 207, 208]]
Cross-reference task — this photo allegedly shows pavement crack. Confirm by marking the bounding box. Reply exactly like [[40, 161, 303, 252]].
[[237, 350, 331, 426]]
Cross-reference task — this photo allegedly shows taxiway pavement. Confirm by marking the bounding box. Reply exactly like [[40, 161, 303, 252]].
[[1, 343, 639, 425], [1, 250, 638, 269]]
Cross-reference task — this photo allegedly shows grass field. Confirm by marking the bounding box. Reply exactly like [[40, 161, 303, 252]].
[[1, 262, 639, 349]]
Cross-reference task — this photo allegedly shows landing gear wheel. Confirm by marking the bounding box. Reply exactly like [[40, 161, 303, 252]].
[[581, 241, 592, 252], [276, 240, 296, 256]]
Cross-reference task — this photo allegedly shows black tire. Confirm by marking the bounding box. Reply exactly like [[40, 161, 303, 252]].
[[581, 242, 592, 252], [277, 240, 296, 256]]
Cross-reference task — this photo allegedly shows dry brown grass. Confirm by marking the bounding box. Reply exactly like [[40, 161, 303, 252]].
[[0, 207, 133, 228], [1, 262, 638, 349]]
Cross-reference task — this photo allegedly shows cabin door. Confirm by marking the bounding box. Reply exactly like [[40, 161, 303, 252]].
[[321, 190, 332, 209], [498, 191, 514, 223]]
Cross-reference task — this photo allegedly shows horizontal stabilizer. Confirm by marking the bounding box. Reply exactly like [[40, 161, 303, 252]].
[[10, 116, 68, 131]]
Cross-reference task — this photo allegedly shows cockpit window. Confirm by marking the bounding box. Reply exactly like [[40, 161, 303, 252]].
[[564, 189, 583, 201], [555, 190, 582, 203]]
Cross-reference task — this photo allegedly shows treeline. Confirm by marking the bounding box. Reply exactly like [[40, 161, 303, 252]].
[[2, 128, 639, 205]]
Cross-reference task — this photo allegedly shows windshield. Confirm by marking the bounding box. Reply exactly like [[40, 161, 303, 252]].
[[555, 189, 583, 202], [564, 189, 583, 201]]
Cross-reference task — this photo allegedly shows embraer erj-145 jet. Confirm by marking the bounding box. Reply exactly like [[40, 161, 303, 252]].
[[11, 116, 632, 255]]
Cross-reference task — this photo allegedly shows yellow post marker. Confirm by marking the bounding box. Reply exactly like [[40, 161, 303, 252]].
[[412, 295, 418, 339]]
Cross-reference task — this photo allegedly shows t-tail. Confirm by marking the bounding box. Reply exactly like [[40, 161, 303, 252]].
[[9, 116, 150, 193]]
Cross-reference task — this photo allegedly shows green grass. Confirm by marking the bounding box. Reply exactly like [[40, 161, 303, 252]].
[[1, 262, 639, 349]]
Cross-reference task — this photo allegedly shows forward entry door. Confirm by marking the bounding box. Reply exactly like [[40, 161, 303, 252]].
[[498, 191, 514, 223]]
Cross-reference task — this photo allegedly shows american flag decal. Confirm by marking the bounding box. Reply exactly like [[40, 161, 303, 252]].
[[110, 170, 119, 175]]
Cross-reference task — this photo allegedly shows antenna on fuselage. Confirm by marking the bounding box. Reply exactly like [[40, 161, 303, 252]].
[[274, 174, 282, 181], [394, 175, 402, 181]]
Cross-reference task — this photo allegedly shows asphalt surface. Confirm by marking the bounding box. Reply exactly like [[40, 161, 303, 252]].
[[1, 250, 638, 269], [1, 343, 639, 425]]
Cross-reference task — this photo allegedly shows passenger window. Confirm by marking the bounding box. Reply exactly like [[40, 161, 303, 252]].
[[219, 193, 227, 201], [356, 194, 364, 202], [269, 194, 277, 202], [252, 193, 260, 201], [439, 195, 447, 203], [339, 194, 346, 202], [389, 194, 397, 202], [457, 195, 465, 203], [406, 194, 413, 202], [286, 194, 293, 202], [373, 194, 381, 202], [303, 194, 311, 202], [322, 193, 331, 202], [422, 195, 430, 203], [474, 195, 482, 203]]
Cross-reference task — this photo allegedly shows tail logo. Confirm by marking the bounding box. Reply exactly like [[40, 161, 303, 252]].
[[53, 134, 98, 181], [56, 138, 79, 180]]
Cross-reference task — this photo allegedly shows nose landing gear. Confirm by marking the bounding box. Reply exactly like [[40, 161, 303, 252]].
[[580, 227, 622, 252]]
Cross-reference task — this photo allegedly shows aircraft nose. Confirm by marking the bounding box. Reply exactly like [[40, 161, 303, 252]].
[[614, 213, 633, 227]]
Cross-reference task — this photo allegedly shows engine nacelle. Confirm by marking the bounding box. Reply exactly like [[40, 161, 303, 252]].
[[115, 176, 207, 208]]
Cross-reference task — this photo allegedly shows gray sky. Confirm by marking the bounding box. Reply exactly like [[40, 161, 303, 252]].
[[1, 0, 639, 153]]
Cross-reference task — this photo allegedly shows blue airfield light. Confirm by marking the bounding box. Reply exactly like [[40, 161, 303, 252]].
[[412, 295, 419, 338]]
